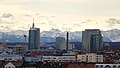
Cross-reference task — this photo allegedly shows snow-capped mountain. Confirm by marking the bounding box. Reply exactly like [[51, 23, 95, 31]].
[[102, 29, 120, 42], [41, 29, 63, 38], [41, 29, 82, 42], [7, 30, 28, 36], [0, 29, 120, 43]]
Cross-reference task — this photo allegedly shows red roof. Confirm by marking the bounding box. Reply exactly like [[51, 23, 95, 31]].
[[12, 61, 23, 66], [0, 61, 2, 66], [67, 63, 95, 68], [1, 61, 23, 67], [105, 55, 120, 60], [67, 64, 80, 68], [111, 46, 120, 51]]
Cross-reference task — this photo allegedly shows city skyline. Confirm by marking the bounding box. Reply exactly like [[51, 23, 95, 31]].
[[0, 0, 120, 32]]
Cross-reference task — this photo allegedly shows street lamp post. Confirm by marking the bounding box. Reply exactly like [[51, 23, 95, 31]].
[[40, 62, 46, 68], [23, 35, 27, 46], [23, 35, 27, 51]]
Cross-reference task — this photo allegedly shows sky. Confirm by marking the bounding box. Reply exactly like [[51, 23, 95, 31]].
[[0, 0, 120, 32]]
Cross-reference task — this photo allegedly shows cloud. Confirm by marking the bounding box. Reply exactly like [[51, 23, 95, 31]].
[[73, 23, 81, 27], [0, 25, 13, 32], [81, 22, 87, 23], [4, 26, 12, 30], [80, 19, 92, 23], [106, 18, 120, 28], [96, 22, 98, 25], [23, 14, 31, 17], [49, 23, 56, 26], [62, 27, 72, 31], [86, 19, 92, 22], [48, 20, 53, 23], [18, 26, 26, 30], [106, 18, 120, 24], [0, 25, 4, 28], [39, 22, 46, 25], [2, 13, 13, 18], [0, 13, 16, 24]]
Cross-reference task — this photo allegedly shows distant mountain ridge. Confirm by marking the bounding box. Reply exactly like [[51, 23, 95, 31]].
[[0, 29, 120, 43]]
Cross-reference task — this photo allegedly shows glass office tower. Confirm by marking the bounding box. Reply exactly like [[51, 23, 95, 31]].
[[82, 29, 103, 52], [28, 23, 40, 50]]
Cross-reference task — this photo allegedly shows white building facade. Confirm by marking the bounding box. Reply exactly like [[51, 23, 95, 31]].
[[77, 53, 103, 62]]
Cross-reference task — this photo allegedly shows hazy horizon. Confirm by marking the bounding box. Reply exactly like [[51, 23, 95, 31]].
[[0, 0, 120, 32]]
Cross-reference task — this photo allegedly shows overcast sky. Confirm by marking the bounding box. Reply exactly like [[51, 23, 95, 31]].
[[0, 0, 120, 32]]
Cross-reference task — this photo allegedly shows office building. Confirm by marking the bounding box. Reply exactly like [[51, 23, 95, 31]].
[[28, 23, 40, 50], [56, 37, 65, 50], [60, 43, 75, 50], [82, 29, 103, 52], [91, 34, 103, 52]]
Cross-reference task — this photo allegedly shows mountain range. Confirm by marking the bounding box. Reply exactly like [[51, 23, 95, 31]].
[[0, 29, 120, 43]]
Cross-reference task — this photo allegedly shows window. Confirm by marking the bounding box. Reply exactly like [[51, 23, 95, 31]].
[[94, 65, 99, 68], [89, 56, 92, 60], [118, 65, 120, 68], [100, 65, 103, 68], [105, 65, 111, 68], [4, 58, 7, 60], [113, 65, 116, 68], [82, 56, 84, 60]]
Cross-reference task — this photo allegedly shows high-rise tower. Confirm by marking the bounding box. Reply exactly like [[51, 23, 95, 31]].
[[56, 37, 65, 50], [82, 29, 103, 52], [28, 20, 40, 50]]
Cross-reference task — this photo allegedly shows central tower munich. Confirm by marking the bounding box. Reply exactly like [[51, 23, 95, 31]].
[[28, 20, 40, 50]]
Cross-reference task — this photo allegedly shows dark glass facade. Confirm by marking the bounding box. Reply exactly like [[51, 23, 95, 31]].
[[29, 28, 40, 49], [56, 37, 65, 50], [82, 29, 103, 52]]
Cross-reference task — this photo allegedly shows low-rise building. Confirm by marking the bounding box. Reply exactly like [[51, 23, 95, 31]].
[[5, 62, 15, 68], [42, 56, 76, 62], [77, 53, 103, 62], [9, 45, 27, 54], [0, 54, 23, 61], [0, 61, 23, 68], [24, 56, 42, 62]]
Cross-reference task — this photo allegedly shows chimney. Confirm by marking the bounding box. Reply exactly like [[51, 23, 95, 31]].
[[66, 32, 69, 51]]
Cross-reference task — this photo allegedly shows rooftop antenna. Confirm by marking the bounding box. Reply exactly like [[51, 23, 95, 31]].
[[32, 18, 34, 28]]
